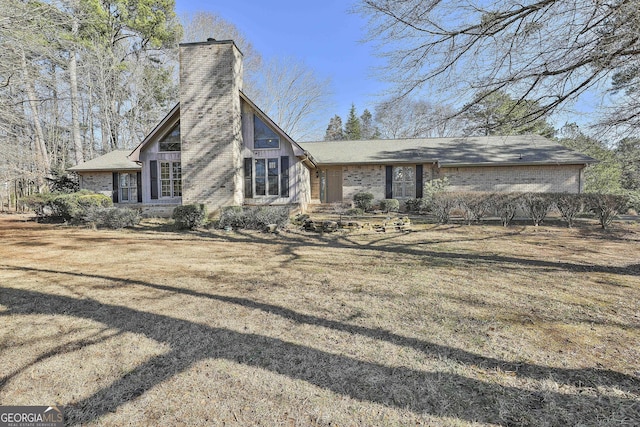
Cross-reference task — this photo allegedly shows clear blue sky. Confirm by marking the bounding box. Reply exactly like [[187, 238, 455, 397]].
[[175, 0, 388, 128]]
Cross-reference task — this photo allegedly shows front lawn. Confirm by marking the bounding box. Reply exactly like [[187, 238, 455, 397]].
[[0, 215, 638, 426]]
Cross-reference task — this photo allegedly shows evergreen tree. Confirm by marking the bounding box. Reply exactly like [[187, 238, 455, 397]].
[[344, 104, 362, 140], [360, 109, 378, 139], [324, 115, 344, 141], [616, 138, 640, 190], [463, 91, 555, 137], [556, 124, 622, 193]]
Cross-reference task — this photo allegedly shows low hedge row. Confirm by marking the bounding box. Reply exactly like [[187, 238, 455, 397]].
[[427, 192, 629, 229], [22, 191, 140, 229]]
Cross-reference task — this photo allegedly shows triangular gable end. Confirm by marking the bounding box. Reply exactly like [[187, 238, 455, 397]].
[[129, 103, 180, 162]]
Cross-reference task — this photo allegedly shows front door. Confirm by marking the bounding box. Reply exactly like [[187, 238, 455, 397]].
[[325, 168, 343, 203]]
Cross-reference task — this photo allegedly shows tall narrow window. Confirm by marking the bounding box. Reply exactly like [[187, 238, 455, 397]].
[[160, 162, 181, 198], [119, 173, 137, 202], [255, 159, 266, 196], [268, 158, 279, 195], [172, 163, 182, 196], [280, 156, 290, 197], [254, 158, 280, 196], [392, 166, 416, 199]]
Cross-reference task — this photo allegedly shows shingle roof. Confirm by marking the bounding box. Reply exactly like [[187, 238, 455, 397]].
[[299, 135, 595, 166], [67, 150, 140, 172]]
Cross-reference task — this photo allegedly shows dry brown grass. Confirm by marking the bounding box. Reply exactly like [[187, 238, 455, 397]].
[[0, 214, 639, 426]]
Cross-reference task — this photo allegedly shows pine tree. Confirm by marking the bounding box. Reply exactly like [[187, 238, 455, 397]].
[[324, 115, 344, 141], [360, 109, 378, 140], [344, 104, 362, 140]]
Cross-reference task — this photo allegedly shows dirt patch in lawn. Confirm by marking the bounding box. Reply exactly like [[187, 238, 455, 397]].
[[0, 214, 639, 426]]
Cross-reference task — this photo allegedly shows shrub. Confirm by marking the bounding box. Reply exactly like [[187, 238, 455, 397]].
[[625, 190, 640, 214], [249, 206, 290, 230], [404, 198, 427, 214], [585, 193, 629, 229], [457, 192, 492, 224], [554, 193, 585, 228], [219, 206, 245, 229], [522, 193, 554, 226], [353, 192, 375, 211], [23, 191, 112, 222], [431, 192, 458, 224], [218, 206, 290, 231], [345, 207, 364, 216], [22, 193, 55, 218], [422, 177, 450, 211], [84, 206, 141, 229], [492, 193, 523, 227], [172, 204, 207, 230], [379, 198, 400, 213]]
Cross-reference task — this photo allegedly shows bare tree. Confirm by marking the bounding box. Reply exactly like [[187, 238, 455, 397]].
[[247, 56, 332, 141], [357, 0, 640, 136], [375, 97, 464, 138], [181, 11, 262, 80], [181, 11, 331, 141]]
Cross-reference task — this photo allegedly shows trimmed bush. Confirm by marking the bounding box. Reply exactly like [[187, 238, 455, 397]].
[[379, 198, 400, 213], [523, 193, 554, 226], [22, 193, 55, 218], [585, 193, 629, 229], [172, 204, 207, 230], [22, 191, 112, 222], [353, 192, 375, 211], [404, 198, 427, 214], [492, 193, 523, 227], [84, 206, 141, 229], [431, 192, 458, 224], [345, 207, 365, 216], [218, 206, 290, 231], [457, 192, 492, 224], [422, 178, 450, 212], [554, 193, 585, 228], [219, 206, 245, 229]]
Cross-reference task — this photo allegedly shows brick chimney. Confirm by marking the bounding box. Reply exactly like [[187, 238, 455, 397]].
[[179, 39, 244, 212]]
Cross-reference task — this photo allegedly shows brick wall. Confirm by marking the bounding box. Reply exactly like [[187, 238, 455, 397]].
[[439, 164, 582, 193], [79, 172, 112, 197], [342, 165, 386, 201], [179, 40, 244, 213], [335, 163, 583, 203]]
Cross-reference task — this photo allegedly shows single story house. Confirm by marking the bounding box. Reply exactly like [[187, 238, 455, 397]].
[[69, 39, 595, 215]]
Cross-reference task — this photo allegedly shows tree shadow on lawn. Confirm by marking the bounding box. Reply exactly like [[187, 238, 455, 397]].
[[203, 228, 640, 278], [1, 274, 639, 425]]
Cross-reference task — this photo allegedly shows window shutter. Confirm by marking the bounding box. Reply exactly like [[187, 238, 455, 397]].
[[112, 172, 119, 203], [150, 160, 158, 200], [385, 166, 393, 199], [280, 156, 290, 197], [415, 165, 423, 199], [136, 172, 143, 203], [244, 158, 253, 198]]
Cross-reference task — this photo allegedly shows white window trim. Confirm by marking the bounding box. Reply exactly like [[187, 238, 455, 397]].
[[160, 161, 182, 198]]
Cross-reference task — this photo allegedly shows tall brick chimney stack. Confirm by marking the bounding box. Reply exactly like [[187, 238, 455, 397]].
[[178, 39, 244, 213]]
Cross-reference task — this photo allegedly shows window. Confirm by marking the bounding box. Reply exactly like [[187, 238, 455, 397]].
[[249, 156, 290, 198], [159, 124, 180, 152], [119, 173, 137, 202], [160, 161, 181, 198], [254, 116, 280, 149], [392, 166, 416, 199]]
